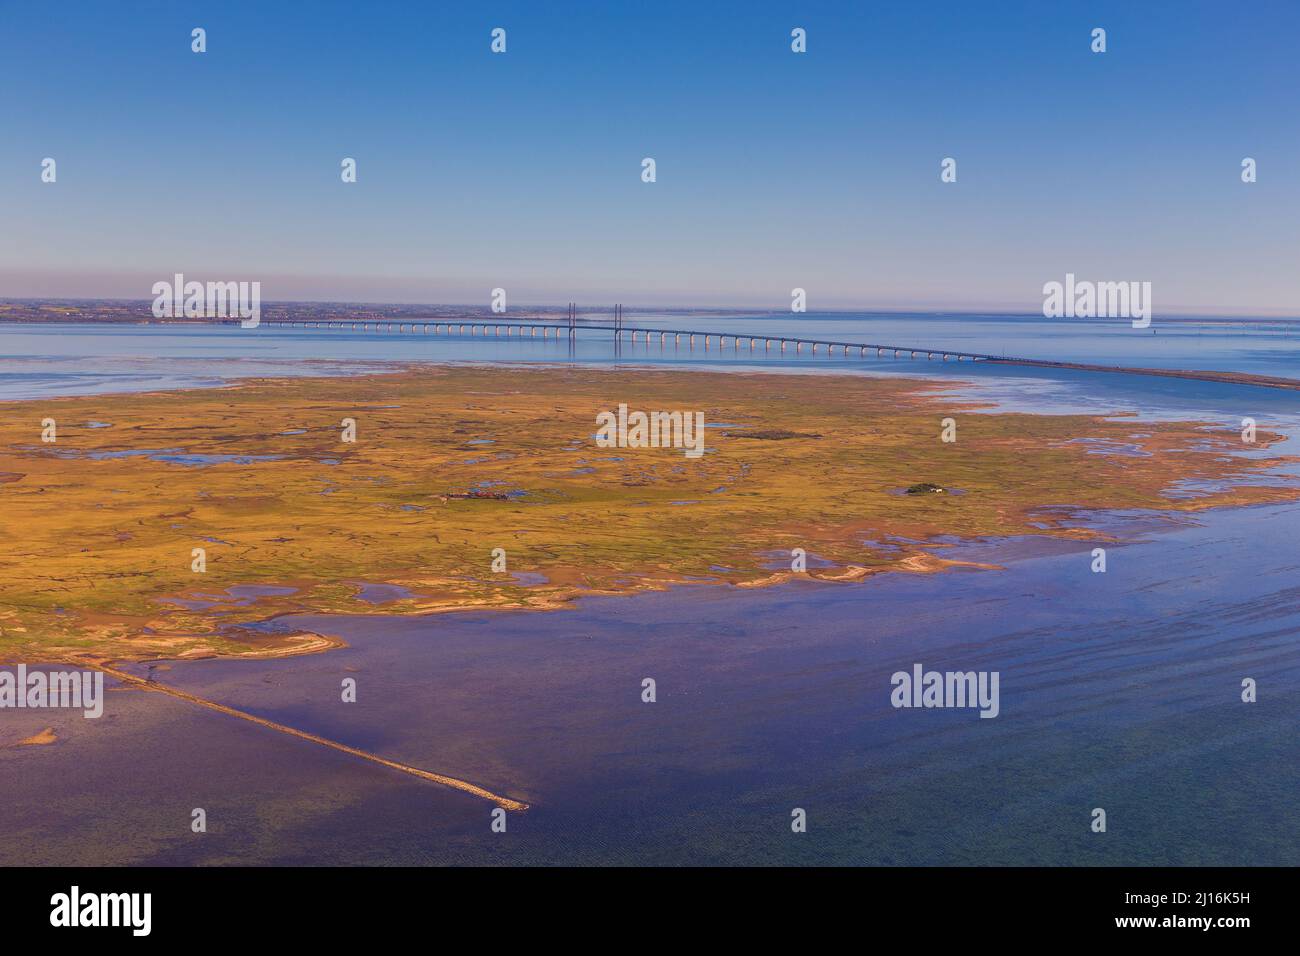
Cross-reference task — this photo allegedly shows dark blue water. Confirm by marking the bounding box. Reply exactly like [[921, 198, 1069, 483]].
[[3, 504, 1296, 865]]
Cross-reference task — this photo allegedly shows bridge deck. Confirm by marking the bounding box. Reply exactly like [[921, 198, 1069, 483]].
[[259, 319, 1300, 390], [264, 318, 1008, 362]]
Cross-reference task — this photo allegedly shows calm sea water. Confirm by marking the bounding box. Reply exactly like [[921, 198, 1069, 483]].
[[0, 313, 1297, 404], [4, 506, 1297, 865], [1, 318, 1297, 865]]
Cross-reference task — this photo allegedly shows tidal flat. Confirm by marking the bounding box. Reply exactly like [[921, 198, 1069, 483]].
[[0, 364, 1295, 664]]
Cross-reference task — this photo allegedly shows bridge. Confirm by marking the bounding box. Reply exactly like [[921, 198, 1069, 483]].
[[264, 305, 1005, 363], [258, 308, 1300, 390]]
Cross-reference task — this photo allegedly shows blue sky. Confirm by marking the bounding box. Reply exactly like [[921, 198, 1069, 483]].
[[1, 1, 1296, 313]]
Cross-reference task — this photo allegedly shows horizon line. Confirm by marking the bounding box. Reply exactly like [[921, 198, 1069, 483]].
[[2, 295, 1299, 323]]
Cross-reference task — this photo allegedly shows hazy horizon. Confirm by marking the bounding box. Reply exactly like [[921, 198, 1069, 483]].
[[2, 289, 1298, 321]]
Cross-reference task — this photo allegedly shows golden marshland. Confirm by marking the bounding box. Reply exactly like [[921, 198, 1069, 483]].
[[0, 365, 1294, 663]]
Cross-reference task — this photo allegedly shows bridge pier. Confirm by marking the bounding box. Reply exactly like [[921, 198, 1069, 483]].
[[285, 320, 1003, 363]]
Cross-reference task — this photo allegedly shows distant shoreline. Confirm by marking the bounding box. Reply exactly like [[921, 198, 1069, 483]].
[[4, 302, 1300, 324]]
